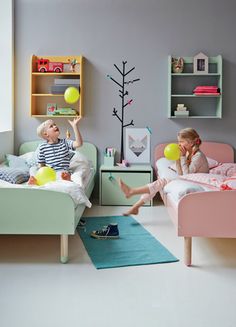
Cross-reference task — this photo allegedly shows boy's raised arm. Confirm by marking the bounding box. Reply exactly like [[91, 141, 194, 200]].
[[68, 117, 83, 149]]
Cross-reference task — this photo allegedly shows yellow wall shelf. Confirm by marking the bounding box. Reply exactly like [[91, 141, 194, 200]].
[[30, 55, 84, 118]]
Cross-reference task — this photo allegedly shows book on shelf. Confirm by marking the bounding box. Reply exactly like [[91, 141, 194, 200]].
[[176, 107, 187, 111], [50, 85, 80, 94], [194, 92, 220, 96], [174, 110, 189, 116], [54, 78, 80, 85]]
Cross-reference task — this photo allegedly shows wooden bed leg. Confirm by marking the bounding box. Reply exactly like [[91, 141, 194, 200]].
[[184, 237, 192, 266], [60, 234, 69, 263]]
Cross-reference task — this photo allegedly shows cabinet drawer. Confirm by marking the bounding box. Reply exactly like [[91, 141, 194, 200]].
[[101, 171, 152, 206]]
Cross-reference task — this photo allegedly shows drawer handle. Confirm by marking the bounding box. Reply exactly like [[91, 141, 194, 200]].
[[108, 173, 115, 181]]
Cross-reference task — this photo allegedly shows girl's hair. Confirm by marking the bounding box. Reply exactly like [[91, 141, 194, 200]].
[[178, 127, 201, 154]]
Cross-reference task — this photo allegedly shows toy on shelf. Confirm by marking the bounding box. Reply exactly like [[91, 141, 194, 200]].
[[47, 103, 57, 115], [117, 160, 130, 167], [174, 103, 189, 117], [68, 58, 78, 72], [172, 57, 184, 73], [37, 58, 64, 73], [108, 61, 140, 162]]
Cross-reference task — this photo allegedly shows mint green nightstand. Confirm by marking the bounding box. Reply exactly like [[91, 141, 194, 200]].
[[99, 164, 153, 206]]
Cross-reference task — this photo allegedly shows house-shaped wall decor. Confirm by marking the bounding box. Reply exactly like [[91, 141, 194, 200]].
[[193, 52, 208, 74]]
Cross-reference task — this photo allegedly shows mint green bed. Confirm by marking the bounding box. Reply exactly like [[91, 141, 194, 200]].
[[0, 141, 97, 263]]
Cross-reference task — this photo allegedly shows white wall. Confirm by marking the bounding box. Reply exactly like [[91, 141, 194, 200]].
[[0, 0, 14, 160]]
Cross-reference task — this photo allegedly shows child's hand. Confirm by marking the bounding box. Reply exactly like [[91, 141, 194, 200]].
[[68, 117, 82, 128], [179, 144, 187, 156]]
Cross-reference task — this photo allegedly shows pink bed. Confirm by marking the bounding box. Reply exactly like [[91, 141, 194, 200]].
[[154, 142, 236, 266]]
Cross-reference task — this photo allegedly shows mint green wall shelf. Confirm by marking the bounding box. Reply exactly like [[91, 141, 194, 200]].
[[168, 55, 223, 118]]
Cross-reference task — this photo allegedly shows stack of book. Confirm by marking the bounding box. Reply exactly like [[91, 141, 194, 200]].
[[174, 104, 189, 117], [193, 85, 220, 96], [50, 78, 80, 94]]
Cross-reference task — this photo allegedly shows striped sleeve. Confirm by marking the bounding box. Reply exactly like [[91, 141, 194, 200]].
[[37, 143, 46, 164]]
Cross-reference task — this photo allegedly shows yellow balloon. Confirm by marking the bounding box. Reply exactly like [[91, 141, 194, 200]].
[[164, 143, 180, 161], [64, 87, 80, 104], [35, 167, 56, 186]]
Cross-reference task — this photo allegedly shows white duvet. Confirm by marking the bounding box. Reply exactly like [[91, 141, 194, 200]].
[[0, 179, 92, 208], [0, 150, 93, 208]]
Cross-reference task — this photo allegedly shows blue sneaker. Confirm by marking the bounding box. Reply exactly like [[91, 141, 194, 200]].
[[90, 223, 119, 239], [77, 219, 86, 228]]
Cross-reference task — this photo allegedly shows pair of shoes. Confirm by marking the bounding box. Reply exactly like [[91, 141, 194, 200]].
[[90, 223, 119, 239], [77, 219, 86, 228]]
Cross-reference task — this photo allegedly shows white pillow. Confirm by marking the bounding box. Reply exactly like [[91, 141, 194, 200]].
[[164, 179, 205, 201], [5, 154, 29, 170], [156, 158, 178, 180], [69, 150, 90, 170], [69, 151, 92, 186]]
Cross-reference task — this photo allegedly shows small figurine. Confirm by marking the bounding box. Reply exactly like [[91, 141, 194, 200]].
[[117, 160, 130, 167], [68, 58, 77, 73], [172, 57, 184, 73]]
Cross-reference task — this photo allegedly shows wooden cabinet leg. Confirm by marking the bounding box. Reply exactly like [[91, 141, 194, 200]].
[[60, 234, 68, 263], [184, 237, 192, 266]]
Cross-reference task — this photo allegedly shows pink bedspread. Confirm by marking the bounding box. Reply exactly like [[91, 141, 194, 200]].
[[180, 172, 236, 191]]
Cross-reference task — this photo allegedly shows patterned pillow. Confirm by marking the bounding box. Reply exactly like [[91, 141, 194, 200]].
[[0, 167, 29, 184], [20, 151, 38, 168], [206, 157, 220, 169], [20, 145, 40, 168]]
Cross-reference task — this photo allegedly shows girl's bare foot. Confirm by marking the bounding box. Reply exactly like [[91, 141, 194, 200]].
[[61, 171, 71, 181], [28, 176, 38, 185], [123, 206, 139, 216], [118, 178, 132, 198]]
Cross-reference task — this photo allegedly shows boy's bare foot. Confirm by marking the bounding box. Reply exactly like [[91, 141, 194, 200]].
[[28, 176, 38, 185], [61, 171, 71, 181], [123, 206, 139, 216], [118, 178, 132, 198]]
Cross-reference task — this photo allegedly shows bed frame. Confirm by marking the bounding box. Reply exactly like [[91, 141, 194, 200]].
[[154, 142, 236, 266], [0, 141, 97, 263]]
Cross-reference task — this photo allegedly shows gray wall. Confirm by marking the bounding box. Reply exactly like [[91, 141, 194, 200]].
[[15, 0, 236, 164]]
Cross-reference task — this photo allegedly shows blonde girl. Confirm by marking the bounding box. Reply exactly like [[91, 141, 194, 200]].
[[119, 128, 209, 216]]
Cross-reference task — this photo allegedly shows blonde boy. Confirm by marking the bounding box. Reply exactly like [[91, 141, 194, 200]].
[[28, 117, 83, 184]]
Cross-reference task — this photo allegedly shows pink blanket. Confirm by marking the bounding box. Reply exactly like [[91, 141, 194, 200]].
[[180, 173, 236, 191]]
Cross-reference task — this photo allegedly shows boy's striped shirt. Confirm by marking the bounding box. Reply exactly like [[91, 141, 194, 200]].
[[38, 138, 74, 171]]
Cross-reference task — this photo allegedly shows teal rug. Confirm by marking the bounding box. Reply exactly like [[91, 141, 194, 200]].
[[77, 216, 178, 269]]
